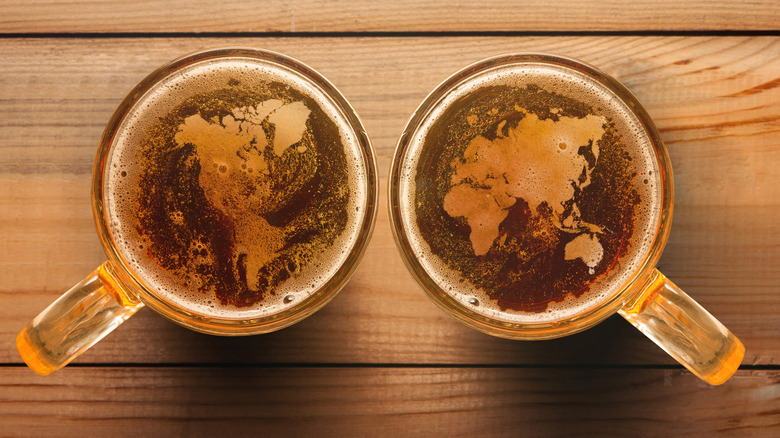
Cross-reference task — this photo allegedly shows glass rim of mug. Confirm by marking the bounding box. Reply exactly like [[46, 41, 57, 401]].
[[92, 47, 379, 336], [388, 52, 674, 340]]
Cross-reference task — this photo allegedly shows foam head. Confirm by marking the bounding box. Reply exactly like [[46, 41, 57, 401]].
[[396, 59, 663, 324], [103, 54, 371, 320]]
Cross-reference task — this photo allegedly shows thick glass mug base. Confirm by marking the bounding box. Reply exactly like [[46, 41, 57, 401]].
[[387, 53, 744, 385], [17, 48, 379, 375]]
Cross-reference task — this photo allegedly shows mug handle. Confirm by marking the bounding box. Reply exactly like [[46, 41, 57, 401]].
[[618, 269, 744, 385], [16, 261, 144, 376]]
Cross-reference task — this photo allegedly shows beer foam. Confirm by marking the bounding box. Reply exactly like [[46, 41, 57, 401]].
[[104, 55, 370, 320], [444, 109, 607, 256], [398, 61, 662, 324]]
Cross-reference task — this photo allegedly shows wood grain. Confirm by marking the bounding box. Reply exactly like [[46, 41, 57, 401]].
[[0, 367, 776, 436], [0, 1, 778, 33], [1, 36, 779, 367]]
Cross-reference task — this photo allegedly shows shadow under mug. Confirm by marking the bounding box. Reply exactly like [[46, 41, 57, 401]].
[[17, 48, 378, 376], [388, 53, 744, 385]]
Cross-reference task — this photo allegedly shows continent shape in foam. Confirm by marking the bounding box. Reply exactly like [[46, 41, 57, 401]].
[[174, 100, 312, 291], [443, 108, 607, 269]]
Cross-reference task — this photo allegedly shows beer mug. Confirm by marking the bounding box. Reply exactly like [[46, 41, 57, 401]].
[[17, 48, 378, 375], [388, 53, 744, 385]]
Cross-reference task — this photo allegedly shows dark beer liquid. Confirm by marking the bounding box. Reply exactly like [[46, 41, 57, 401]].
[[104, 58, 368, 318], [400, 64, 661, 322]]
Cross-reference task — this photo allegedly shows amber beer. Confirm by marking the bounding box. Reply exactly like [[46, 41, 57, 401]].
[[18, 49, 378, 376], [392, 57, 663, 325], [104, 54, 372, 319], [389, 57, 744, 385]]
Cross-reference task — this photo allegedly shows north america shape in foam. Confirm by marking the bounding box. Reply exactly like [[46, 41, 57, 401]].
[[443, 108, 607, 271], [174, 100, 311, 291]]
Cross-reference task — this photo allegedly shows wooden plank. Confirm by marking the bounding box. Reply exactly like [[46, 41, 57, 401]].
[[0, 367, 776, 436], [0, 1, 778, 33], [1, 37, 778, 366]]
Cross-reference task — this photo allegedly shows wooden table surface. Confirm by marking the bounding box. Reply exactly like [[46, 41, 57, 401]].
[[1, 1, 779, 436]]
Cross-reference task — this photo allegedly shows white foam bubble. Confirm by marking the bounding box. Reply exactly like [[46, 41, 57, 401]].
[[398, 61, 663, 324], [104, 55, 370, 320]]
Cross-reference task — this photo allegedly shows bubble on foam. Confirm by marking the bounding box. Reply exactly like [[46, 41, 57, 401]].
[[103, 54, 371, 320], [397, 60, 664, 324]]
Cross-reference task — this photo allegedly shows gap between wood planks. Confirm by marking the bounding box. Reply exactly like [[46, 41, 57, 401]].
[[0, 30, 779, 39]]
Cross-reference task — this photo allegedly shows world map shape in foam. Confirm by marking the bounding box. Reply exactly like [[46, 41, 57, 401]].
[[174, 99, 311, 291], [443, 108, 608, 273]]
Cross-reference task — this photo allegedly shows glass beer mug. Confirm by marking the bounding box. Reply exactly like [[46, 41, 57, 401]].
[[17, 48, 378, 375], [388, 53, 744, 385]]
